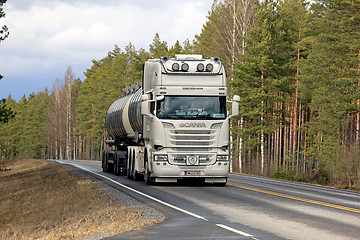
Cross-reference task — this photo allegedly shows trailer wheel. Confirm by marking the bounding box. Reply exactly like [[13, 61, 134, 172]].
[[102, 151, 108, 172], [107, 160, 113, 173], [114, 153, 119, 175], [102, 151, 106, 172]]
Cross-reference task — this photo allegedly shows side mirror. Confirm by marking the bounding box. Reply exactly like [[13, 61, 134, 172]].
[[233, 95, 240, 102], [232, 101, 239, 117], [228, 95, 240, 117]]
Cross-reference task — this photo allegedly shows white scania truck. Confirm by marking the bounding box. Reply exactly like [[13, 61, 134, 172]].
[[102, 54, 239, 186]]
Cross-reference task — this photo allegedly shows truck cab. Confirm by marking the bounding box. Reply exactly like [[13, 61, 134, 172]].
[[141, 55, 239, 185]]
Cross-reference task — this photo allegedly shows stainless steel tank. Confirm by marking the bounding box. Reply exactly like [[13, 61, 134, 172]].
[[106, 88, 142, 140]]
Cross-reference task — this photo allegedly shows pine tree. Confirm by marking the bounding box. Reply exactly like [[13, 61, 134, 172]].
[[233, 0, 311, 175], [169, 40, 183, 57], [0, 95, 16, 159], [299, 0, 360, 185], [183, 39, 194, 53], [0, 98, 15, 123], [149, 33, 169, 58]]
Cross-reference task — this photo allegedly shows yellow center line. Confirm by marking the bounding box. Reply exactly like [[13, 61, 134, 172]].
[[227, 183, 360, 214]]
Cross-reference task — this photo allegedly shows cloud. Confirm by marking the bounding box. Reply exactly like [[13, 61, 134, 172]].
[[0, 0, 212, 100]]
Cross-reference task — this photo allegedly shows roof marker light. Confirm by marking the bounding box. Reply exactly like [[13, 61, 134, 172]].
[[197, 63, 205, 72], [206, 63, 214, 72], [172, 63, 180, 71], [181, 63, 189, 72]]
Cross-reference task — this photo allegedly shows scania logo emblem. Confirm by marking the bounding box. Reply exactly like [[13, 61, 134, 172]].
[[180, 123, 206, 128]]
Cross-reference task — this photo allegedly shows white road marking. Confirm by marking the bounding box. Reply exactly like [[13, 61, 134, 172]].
[[216, 224, 253, 237], [56, 160, 259, 239], [57, 161, 208, 221]]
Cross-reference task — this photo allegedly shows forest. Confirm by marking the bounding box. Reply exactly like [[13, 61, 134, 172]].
[[1, 0, 359, 189]]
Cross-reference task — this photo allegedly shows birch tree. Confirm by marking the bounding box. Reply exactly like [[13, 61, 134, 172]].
[[65, 67, 74, 160]]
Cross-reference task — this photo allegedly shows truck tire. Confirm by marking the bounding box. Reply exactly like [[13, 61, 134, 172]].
[[130, 150, 135, 180], [114, 153, 119, 175], [113, 153, 118, 175], [107, 153, 113, 173], [102, 151, 108, 172], [144, 161, 152, 185], [127, 151, 132, 179], [102, 151, 106, 172], [144, 151, 154, 185], [213, 178, 227, 187]]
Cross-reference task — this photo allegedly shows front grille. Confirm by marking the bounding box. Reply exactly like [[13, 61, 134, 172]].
[[171, 141, 211, 146], [166, 126, 218, 165], [171, 130, 214, 134], [173, 135, 213, 141], [171, 147, 213, 152], [169, 129, 215, 148]]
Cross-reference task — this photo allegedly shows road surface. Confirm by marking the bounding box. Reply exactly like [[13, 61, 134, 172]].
[[53, 160, 360, 240]]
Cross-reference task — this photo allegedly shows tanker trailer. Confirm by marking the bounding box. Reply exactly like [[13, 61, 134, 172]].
[[102, 84, 144, 179], [102, 55, 240, 185]]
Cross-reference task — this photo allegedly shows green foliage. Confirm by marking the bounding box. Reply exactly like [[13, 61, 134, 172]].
[[0, 91, 50, 159], [272, 166, 296, 181], [0, 98, 15, 123], [169, 40, 183, 57], [149, 33, 169, 58], [224, 0, 359, 188], [1, 0, 359, 189], [298, 0, 360, 174], [233, 0, 302, 148]]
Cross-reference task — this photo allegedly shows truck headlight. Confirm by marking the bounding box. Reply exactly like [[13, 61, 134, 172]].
[[216, 155, 229, 161], [154, 155, 168, 161]]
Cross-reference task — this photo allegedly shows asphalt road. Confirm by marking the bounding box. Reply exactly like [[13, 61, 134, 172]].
[[54, 160, 360, 240]]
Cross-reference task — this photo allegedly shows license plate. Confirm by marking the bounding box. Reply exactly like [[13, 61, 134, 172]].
[[184, 171, 201, 176]]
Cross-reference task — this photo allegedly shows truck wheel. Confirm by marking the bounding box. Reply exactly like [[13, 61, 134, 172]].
[[133, 171, 140, 181], [144, 161, 153, 185], [213, 178, 227, 187], [127, 151, 132, 179], [130, 150, 136, 180], [106, 161, 112, 173]]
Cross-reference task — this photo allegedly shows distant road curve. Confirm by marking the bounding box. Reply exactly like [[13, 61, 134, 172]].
[[54, 159, 360, 240]]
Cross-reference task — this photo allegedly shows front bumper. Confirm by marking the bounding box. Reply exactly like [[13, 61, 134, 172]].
[[150, 160, 229, 178]]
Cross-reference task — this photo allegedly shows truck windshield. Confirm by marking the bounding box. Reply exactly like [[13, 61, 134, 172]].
[[156, 96, 227, 120]]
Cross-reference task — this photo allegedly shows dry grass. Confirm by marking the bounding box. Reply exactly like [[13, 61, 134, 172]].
[[0, 159, 159, 239]]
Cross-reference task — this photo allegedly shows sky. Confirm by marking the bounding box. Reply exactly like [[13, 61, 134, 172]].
[[0, 0, 213, 101]]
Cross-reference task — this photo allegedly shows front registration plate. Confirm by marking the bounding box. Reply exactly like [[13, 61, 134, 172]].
[[184, 171, 201, 176]]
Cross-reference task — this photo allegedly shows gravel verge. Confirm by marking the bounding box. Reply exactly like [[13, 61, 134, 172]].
[[62, 163, 166, 227]]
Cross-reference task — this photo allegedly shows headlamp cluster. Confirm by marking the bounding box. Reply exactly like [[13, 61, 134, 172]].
[[171, 62, 214, 72], [195, 63, 214, 72], [172, 63, 189, 72]]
